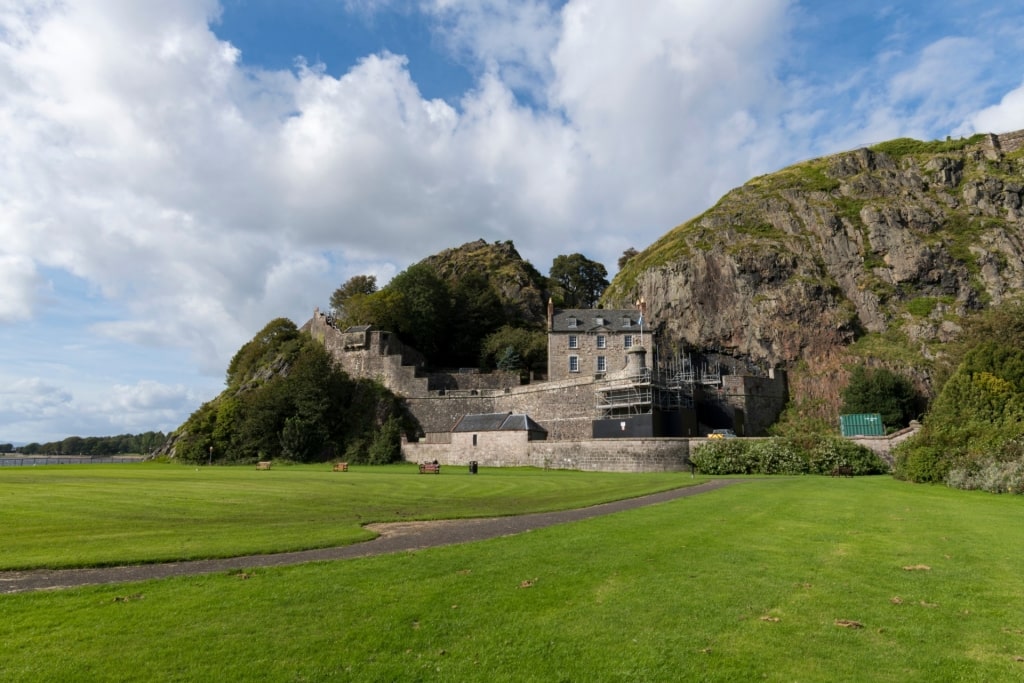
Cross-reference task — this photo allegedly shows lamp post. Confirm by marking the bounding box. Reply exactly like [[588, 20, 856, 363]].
[[208, 446, 213, 466]]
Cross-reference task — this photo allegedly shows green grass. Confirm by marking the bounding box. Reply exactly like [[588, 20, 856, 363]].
[[870, 134, 988, 158], [0, 463, 691, 570], [3, 477, 1024, 681]]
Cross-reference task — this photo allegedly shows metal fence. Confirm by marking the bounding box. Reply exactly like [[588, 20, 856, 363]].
[[0, 455, 148, 467]]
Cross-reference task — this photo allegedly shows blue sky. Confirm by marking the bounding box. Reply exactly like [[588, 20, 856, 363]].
[[1, 0, 1023, 444]]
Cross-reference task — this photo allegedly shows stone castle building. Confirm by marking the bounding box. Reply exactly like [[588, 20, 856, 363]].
[[307, 302, 788, 472]]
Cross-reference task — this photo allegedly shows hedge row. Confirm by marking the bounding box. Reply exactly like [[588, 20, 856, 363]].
[[689, 437, 890, 476]]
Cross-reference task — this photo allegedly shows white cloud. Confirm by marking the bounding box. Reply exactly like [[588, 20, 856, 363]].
[[957, 80, 1024, 136], [0, 378, 72, 419], [0, 252, 43, 321], [2, 0, 1023, 441]]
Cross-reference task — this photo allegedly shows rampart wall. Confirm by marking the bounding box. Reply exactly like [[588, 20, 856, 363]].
[[403, 437, 693, 473]]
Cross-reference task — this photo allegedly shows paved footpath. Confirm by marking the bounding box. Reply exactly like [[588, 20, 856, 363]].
[[0, 479, 745, 595]]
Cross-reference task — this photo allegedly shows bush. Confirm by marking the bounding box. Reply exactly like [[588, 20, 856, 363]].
[[691, 437, 888, 476], [748, 438, 808, 474], [366, 417, 403, 465], [947, 459, 1024, 494], [893, 439, 956, 483], [809, 437, 889, 475], [690, 439, 755, 475]]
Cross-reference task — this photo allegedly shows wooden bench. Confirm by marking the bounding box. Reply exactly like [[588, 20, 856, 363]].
[[333, 462, 349, 472], [831, 465, 853, 478], [418, 462, 441, 474], [256, 461, 272, 470]]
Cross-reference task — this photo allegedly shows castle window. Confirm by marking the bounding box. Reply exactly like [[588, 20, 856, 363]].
[[472, 434, 478, 447], [622, 316, 632, 327], [567, 317, 578, 328], [624, 335, 633, 349], [569, 355, 579, 373], [596, 356, 606, 372], [595, 317, 605, 326], [596, 335, 606, 349], [568, 334, 579, 349]]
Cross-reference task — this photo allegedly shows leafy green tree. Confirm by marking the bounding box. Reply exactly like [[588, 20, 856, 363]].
[[448, 271, 506, 367], [330, 274, 377, 319], [840, 366, 920, 430], [895, 341, 1024, 483], [174, 324, 412, 465], [279, 415, 328, 462], [480, 325, 547, 372], [496, 346, 523, 372], [549, 253, 609, 308], [367, 416, 403, 464], [618, 247, 639, 270], [226, 318, 301, 387], [0, 443, 13, 453]]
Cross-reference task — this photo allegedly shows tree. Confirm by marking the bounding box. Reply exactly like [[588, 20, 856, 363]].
[[618, 247, 639, 270], [378, 263, 452, 360], [330, 275, 377, 319], [448, 271, 506, 367], [549, 253, 609, 308], [480, 325, 548, 372], [840, 366, 919, 430]]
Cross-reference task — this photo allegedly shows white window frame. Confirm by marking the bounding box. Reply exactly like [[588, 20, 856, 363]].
[[596, 356, 606, 373], [568, 334, 579, 349], [569, 355, 580, 373], [596, 334, 606, 349], [624, 334, 633, 349]]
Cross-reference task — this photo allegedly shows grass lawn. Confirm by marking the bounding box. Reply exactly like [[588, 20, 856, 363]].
[[0, 462, 693, 569], [2, 474, 1024, 681]]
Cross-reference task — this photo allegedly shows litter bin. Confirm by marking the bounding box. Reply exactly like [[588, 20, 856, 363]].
[[469, 461, 478, 474]]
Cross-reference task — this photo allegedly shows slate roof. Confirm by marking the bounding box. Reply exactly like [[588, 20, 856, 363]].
[[452, 413, 548, 433], [550, 308, 645, 333]]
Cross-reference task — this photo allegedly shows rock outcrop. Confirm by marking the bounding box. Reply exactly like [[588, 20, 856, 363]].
[[605, 131, 1024, 411]]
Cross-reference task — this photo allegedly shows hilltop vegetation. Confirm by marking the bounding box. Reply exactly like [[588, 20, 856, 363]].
[[165, 318, 410, 465]]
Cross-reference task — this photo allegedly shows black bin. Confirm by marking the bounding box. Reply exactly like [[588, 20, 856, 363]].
[[468, 461, 478, 474]]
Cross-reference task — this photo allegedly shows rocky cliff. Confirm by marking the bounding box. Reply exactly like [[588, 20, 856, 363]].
[[605, 130, 1024, 415]]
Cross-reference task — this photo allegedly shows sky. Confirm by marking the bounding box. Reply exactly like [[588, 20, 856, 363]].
[[1, 0, 1023, 444]]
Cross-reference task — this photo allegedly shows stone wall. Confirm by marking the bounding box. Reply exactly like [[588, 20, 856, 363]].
[[847, 421, 921, 467], [987, 130, 1024, 157], [491, 377, 599, 440], [403, 437, 693, 473], [310, 311, 519, 398]]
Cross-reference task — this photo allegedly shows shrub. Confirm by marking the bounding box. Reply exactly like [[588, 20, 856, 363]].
[[893, 440, 955, 483], [809, 437, 889, 475], [690, 439, 755, 475], [947, 459, 1024, 494], [366, 416, 403, 465], [748, 438, 808, 474]]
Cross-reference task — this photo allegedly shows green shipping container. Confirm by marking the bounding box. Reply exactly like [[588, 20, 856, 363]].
[[840, 413, 885, 437]]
